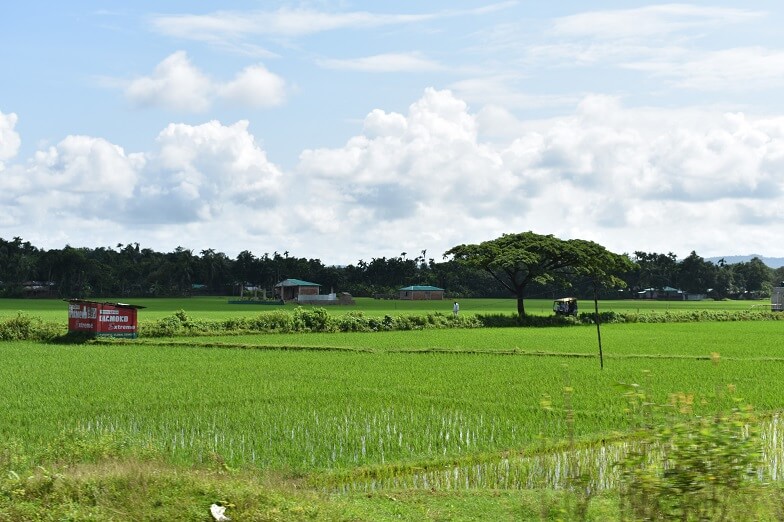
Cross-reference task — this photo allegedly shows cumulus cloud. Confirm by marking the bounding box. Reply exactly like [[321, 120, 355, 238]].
[[0, 110, 21, 170], [218, 64, 286, 108], [126, 51, 213, 112], [293, 89, 784, 261], [128, 119, 284, 223], [0, 118, 286, 252], [4, 89, 784, 262], [0, 134, 144, 231], [125, 52, 286, 112]]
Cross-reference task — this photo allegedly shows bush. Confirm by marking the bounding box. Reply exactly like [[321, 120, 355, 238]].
[[0, 313, 63, 341], [335, 311, 371, 332], [134, 306, 784, 339], [476, 313, 576, 328], [140, 310, 191, 337], [577, 311, 620, 324], [616, 380, 760, 520], [292, 307, 332, 332], [251, 310, 294, 333]]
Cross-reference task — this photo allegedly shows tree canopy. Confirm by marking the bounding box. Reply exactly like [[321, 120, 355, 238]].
[[0, 235, 778, 301], [445, 232, 631, 318]]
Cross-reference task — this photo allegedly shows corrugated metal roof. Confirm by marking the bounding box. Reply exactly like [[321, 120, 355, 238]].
[[274, 278, 321, 287], [65, 298, 146, 309], [399, 285, 444, 291]]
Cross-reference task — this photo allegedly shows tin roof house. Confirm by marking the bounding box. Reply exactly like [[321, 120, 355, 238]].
[[274, 279, 321, 301], [398, 285, 444, 300]]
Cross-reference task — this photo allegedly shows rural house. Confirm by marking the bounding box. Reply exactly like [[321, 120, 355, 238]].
[[274, 279, 321, 301], [398, 285, 445, 300]]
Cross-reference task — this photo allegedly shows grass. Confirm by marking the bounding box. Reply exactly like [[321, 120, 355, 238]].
[[0, 295, 772, 322], [134, 320, 784, 359], [2, 297, 784, 519]]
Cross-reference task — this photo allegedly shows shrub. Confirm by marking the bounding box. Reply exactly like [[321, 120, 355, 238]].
[[292, 307, 332, 332], [476, 313, 576, 328], [0, 313, 63, 341], [615, 381, 760, 520], [141, 310, 190, 337], [577, 311, 620, 324], [335, 311, 371, 332], [251, 310, 294, 333]]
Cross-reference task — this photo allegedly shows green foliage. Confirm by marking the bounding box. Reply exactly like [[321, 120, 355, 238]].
[[142, 309, 191, 336], [250, 310, 295, 332], [0, 312, 62, 341], [292, 306, 331, 332], [580, 309, 784, 324], [446, 232, 634, 318], [615, 379, 761, 521], [476, 313, 577, 327], [139, 307, 484, 337]]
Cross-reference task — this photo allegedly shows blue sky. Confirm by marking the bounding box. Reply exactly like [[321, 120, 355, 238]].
[[2, 1, 784, 264]]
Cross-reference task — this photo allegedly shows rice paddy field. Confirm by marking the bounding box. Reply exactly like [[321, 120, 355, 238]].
[[2, 296, 784, 520]]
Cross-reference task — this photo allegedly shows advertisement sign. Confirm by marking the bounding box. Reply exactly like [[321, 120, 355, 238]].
[[66, 300, 143, 338], [95, 304, 139, 338], [67, 302, 98, 332]]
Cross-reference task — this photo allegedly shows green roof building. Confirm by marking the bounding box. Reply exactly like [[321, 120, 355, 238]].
[[398, 285, 444, 300], [274, 279, 321, 301]]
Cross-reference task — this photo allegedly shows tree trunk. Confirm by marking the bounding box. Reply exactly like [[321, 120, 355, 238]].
[[516, 288, 526, 318]]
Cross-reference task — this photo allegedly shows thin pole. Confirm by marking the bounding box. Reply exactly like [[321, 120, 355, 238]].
[[594, 282, 603, 369]]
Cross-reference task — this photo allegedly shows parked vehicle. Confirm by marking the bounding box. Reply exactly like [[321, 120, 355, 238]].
[[553, 297, 578, 316]]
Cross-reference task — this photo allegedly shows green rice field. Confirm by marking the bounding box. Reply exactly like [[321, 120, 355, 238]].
[[2, 297, 784, 519], [0, 295, 772, 321]]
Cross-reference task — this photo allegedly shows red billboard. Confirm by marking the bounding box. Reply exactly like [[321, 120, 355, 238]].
[[67, 301, 98, 332], [67, 300, 143, 338]]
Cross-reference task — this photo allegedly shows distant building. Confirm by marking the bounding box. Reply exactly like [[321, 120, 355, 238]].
[[637, 286, 708, 301], [22, 281, 56, 298], [637, 286, 687, 300], [274, 279, 321, 301], [398, 285, 445, 300], [773, 285, 784, 312]]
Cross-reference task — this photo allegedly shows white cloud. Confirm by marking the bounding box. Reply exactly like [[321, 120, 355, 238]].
[[0, 119, 286, 253], [551, 4, 761, 40], [0, 134, 143, 230], [625, 47, 784, 91], [150, 3, 517, 40], [4, 89, 784, 261], [130, 119, 285, 223], [126, 51, 213, 112], [450, 76, 577, 110], [218, 64, 286, 108], [293, 90, 784, 261], [318, 53, 443, 73], [125, 52, 286, 112], [0, 110, 21, 170], [475, 5, 776, 95]]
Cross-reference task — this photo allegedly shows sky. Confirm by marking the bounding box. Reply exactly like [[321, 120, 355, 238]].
[[2, 1, 784, 265]]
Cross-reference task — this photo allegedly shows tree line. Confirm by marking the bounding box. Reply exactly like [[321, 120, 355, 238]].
[[0, 236, 781, 301]]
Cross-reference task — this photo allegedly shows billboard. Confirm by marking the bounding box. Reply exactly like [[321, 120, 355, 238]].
[[67, 300, 143, 338], [67, 301, 98, 332]]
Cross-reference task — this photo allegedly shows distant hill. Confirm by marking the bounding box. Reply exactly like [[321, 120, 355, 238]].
[[706, 255, 784, 268]]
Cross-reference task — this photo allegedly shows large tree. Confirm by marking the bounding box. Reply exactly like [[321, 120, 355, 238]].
[[445, 232, 589, 318]]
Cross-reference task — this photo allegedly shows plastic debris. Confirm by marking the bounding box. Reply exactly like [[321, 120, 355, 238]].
[[210, 504, 230, 521]]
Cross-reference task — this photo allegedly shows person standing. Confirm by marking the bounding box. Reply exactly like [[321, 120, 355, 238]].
[[453, 301, 460, 317]]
